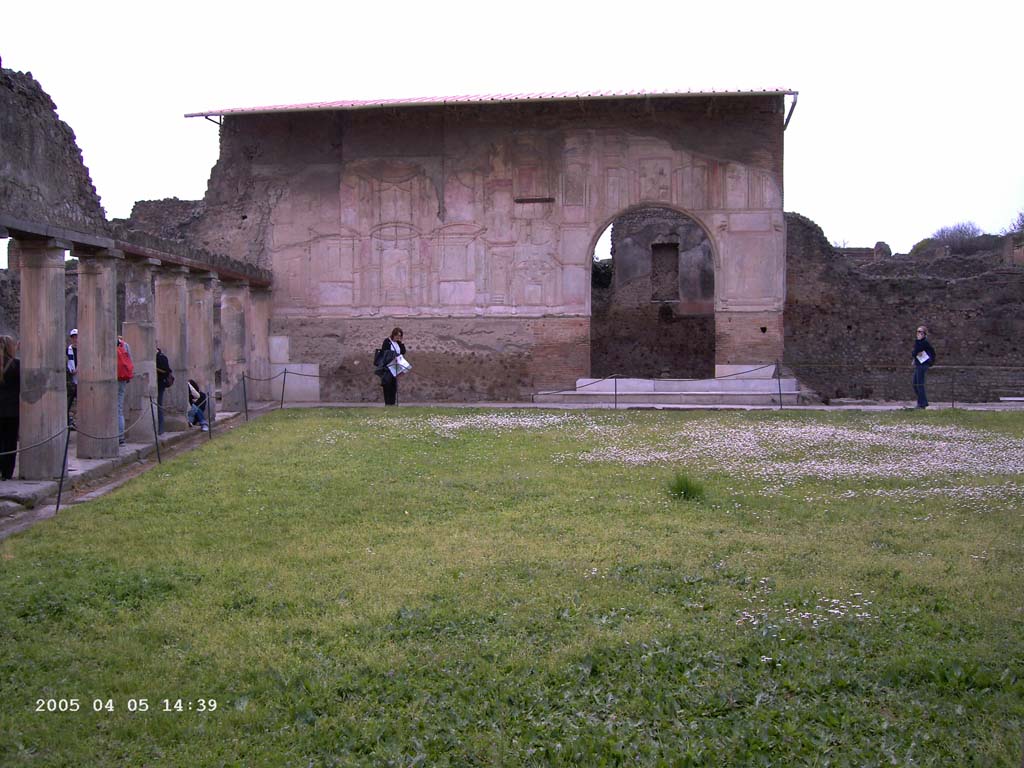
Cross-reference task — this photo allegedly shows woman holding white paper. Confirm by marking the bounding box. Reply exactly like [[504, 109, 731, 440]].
[[379, 327, 408, 406], [911, 325, 936, 409]]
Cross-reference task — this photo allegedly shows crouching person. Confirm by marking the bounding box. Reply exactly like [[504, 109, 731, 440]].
[[187, 379, 210, 432]]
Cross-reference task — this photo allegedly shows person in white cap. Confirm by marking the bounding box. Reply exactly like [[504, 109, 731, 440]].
[[66, 329, 78, 429]]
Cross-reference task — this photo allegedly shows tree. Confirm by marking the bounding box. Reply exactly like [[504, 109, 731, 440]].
[[930, 222, 984, 253]]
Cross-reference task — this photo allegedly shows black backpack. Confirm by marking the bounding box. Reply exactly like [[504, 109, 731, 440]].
[[373, 346, 396, 377]]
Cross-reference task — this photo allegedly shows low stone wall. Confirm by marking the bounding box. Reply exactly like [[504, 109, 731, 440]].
[[269, 316, 590, 402]]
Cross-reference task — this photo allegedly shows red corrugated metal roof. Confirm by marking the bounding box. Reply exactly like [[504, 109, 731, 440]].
[[185, 88, 797, 118]]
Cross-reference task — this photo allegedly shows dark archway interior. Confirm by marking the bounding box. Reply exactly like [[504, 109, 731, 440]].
[[591, 207, 715, 378]]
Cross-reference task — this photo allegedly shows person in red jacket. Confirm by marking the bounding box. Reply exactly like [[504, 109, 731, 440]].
[[116, 336, 134, 445]]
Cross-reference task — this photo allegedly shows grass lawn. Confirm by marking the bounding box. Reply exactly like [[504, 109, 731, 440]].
[[1, 407, 1022, 766]]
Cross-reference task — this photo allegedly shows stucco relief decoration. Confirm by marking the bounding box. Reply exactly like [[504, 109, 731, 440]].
[[433, 223, 486, 309]]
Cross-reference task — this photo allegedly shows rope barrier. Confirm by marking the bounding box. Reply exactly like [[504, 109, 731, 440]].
[[70, 408, 151, 442], [240, 371, 286, 383], [0, 425, 70, 458]]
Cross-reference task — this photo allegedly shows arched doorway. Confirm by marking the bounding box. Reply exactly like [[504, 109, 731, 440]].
[[591, 206, 715, 379]]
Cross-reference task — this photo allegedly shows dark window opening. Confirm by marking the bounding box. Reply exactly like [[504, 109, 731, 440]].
[[651, 243, 679, 302]]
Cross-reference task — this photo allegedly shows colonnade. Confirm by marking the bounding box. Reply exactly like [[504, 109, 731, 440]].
[[11, 234, 271, 480]]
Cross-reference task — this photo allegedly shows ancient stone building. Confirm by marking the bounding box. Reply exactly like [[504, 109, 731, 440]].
[[179, 92, 795, 401]]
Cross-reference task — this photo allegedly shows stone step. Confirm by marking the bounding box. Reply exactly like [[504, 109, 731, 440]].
[[533, 375, 819, 407], [567, 377, 802, 394], [533, 390, 807, 406]]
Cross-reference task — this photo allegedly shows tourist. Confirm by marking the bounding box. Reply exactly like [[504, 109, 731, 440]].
[[187, 379, 210, 432], [116, 336, 134, 445], [66, 328, 78, 429], [155, 346, 173, 434], [912, 325, 936, 409], [0, 335, 20, 480], [378, 327, 408, 406]]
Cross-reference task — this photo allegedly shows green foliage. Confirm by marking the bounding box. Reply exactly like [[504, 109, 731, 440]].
[[930, 221, 985, 253], [908, 236, 937, 257], [1002, 209, 1024, 235], [591, 257, 613, 289], [667, 470, 706, 501], [1, 408, 1022, 766]]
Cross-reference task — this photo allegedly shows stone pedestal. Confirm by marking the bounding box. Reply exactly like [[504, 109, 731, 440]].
[[123, 257, 160, 443], [220, 281, 249, 412], [75, 249, 122, 458], [714, 311, 784, 377], [187, 272, 217, 423], [154, 266, 189, 431], [16, 238, 70, 479]]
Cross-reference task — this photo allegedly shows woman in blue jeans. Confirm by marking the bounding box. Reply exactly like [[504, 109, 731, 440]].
[[187, 379, 210, 432], [912, 325, 936, 409]]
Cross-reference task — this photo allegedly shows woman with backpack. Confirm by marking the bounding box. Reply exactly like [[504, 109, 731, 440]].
[[155, 346, 173, 435], [377, 327, 407, 406]]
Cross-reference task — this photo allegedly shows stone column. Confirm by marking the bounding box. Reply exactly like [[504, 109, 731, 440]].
[[154, 266, 189, 431], [220, 280, 249, 412], [249, 288, 272, 401], [16, 237, 69, 479], [123, 257, 160, 443], [75, 249, 123, 458], [187, 271, 217, 423]]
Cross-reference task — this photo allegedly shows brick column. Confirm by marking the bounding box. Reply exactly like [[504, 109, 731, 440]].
[[74, 249, 123, 458], [123, 257, 160, 443], [187, 272, 217, 423], [249, 288, 272, 401], [154, 266, 189, 431], [220, 280, 249, 412], [16, 238, 69, 479]]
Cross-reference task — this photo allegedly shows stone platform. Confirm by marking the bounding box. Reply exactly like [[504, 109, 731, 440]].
[[533, 374, 819, 407]]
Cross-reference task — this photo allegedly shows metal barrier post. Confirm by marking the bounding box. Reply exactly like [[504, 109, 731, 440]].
[[149, 396, 162, 464], [242, 374, 249, 421], [280, 370, 288, 409], [777, 360, 784, 410], [55, 428, 71, 513], [205, 396, 213, 440], [614, 376, 618, 410]]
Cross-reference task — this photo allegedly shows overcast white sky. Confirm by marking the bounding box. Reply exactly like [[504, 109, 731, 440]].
[[2, 0, 1022, 265]]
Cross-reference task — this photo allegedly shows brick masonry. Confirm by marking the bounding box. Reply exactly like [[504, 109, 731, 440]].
[[271, 316, 589, 402], [784, 213, 1024, 402], [0, 66, 108, 233]]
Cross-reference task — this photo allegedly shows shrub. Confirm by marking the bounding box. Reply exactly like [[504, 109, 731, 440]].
[[930, 221, 984, 253], [1002, 209, 1024, 235], [667, 471, 705, 502], [592, 257, 613, 289]]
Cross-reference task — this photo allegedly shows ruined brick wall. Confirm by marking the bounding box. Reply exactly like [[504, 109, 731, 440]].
[[784, 213, 1024, 401], [115, 198, 205, 244], [0, 269, 18, 337], [0, 66, 108, 233], [273, 316, 588, 402]]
